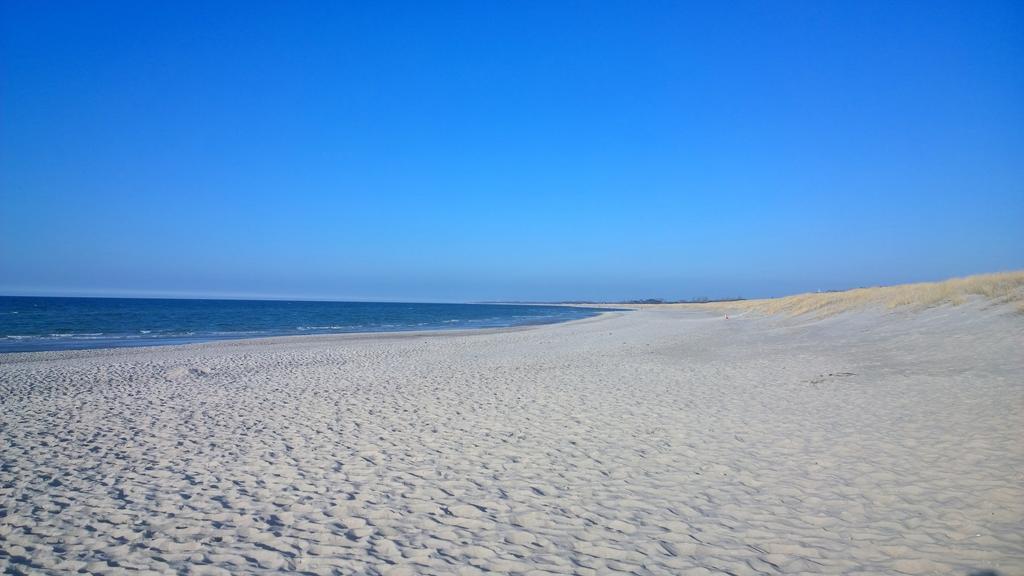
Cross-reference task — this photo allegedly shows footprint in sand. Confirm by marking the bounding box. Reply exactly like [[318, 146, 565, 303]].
[[163, 366, 213, 380]]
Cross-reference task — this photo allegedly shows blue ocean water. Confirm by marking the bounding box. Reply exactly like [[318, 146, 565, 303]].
[[0, 297, 612, 353]]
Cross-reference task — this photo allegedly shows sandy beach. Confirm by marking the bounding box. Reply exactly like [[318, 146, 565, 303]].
[[1, 303, 1022, 575]]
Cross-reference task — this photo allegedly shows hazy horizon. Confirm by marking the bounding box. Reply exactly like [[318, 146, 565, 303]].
[[2, 267, 1020, 304], [3, 2, 1022, 302]]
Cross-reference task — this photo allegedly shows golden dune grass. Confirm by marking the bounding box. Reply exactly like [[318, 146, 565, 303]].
[[700, 271, 1024, 317]]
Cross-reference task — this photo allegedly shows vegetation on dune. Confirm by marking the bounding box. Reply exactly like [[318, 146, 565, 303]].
[[696, 271, 1024, 317]]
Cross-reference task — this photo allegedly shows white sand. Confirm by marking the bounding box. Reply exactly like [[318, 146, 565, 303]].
[[1, 303, 1022, 575]]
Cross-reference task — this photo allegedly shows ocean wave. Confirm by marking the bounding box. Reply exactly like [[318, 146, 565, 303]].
[[0, 299, 607, 353]]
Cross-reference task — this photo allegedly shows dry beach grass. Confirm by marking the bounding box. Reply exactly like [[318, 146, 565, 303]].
[[1, 292, 1022, 575], [669, 270, 1024, 317]]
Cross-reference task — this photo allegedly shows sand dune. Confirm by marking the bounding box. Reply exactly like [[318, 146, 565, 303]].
[[1, 302, 1022, 575], [634, 270, 1024, 317]]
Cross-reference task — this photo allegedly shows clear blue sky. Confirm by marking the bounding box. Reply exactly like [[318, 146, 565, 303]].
[[2, 1, 1021, 301]]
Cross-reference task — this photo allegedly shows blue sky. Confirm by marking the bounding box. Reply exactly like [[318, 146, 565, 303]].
[[2, 1, 1021, 301]]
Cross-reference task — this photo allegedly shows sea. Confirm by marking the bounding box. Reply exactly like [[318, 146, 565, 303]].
[[0, 296, 612, 353]]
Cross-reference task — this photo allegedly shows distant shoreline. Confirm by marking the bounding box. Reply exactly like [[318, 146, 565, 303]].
[[532, 270, 1024, 317]]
